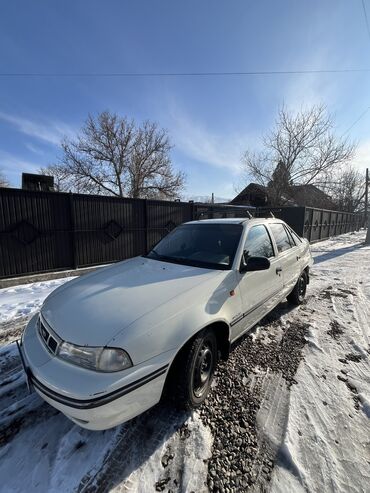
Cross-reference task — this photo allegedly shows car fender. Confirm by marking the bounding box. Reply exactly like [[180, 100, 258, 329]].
[[107, 271, 239, 365]]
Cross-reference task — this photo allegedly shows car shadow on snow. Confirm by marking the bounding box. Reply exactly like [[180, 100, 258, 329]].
[[313, 241, 365, 265]]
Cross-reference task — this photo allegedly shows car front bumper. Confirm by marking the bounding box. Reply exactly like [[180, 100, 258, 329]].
[[20, 314, 171, 430]]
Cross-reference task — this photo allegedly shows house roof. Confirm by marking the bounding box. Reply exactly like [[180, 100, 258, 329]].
[[230, 182, 336, 208], [287, 184, 335, 208], [230, 183, 267, 206]]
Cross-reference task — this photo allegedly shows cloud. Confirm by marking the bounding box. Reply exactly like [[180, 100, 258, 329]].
[[0, 151, 40, 186], [25, 143, 45, 155], [351, 139, 370, 173], [0, 111, 75, 146], [168, 106, 256, 174], [281, 49, 339, 111]]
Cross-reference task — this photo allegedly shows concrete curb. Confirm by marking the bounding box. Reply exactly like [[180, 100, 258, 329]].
[[0, 265, 108, 289]]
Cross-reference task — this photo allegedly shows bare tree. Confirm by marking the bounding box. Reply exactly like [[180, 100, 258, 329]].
[[319, 165, 365, 212], [242, 105, 356, 205], [39, 164, 83, 192], [0, 169, 9, 188], [45, 112, 185, 199]]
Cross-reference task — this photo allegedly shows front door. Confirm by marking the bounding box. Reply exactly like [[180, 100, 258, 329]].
[[232, 224, 283, 340]]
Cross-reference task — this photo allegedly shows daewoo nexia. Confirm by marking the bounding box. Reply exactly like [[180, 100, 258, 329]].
[[19, 218, 313, 430]]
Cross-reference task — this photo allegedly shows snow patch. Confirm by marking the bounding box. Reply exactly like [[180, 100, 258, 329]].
[[304, 324, 323, 352], [0, 277, 75, 324], [181, 413, 213, 491], [0, 414, 119, 493], [270, 231, 370, 493], [110, 412, 212, 493]]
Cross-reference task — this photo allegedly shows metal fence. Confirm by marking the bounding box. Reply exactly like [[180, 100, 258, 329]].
[[260, 206, 363, 242], [0, 188, 363, 278], [0, 188, 195, 278]]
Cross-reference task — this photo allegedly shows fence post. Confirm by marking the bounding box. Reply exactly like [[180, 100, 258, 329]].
[[143, 199, 148, 253], [318, 209, 323, 240], [308, 209, 313, 242], [190, 201, 195, 221], [69, 193, 78, 269], [365, 217, 370, 244]]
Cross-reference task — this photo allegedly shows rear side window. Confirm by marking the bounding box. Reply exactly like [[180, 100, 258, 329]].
[[284, 225, 297, 246], [243, 225, 274, 258], [287, 227, 302, 244], [270, 223, 293, 253]]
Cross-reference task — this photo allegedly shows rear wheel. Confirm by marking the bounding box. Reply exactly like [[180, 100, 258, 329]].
[[167, 329, 218, 409], [287, 271, 307, 305]]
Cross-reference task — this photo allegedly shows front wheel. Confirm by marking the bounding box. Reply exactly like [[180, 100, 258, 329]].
[[287, 271, 307, 305], [167, 329, 218, 409]]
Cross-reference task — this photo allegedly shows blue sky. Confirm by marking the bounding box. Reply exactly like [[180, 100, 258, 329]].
[[0, 0, 370, 199]]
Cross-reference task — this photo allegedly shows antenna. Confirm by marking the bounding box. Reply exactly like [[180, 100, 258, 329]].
[[246, 211, 253, 219], [270, 211, 275, 218]]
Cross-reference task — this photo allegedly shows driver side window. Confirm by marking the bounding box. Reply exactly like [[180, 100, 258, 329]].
[[243, 225, 275, 259]]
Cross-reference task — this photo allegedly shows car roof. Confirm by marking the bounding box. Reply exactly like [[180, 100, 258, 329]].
[[185, 217, 285, 226]]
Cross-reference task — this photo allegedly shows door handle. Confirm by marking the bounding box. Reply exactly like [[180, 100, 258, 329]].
[[296, 256, 301, 261], [276, 267, 282, 275]]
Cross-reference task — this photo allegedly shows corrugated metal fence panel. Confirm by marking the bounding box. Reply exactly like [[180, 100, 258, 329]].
[[0, 188, 72, 277], [302, 208, 363, 242], [320, 210, 330, 239], [194, 204, 254, 220], [336, 212, 341, 235], [261, 207, 306, 236], [146, 200, 193, 251], [310, 209, 321, 241], [329, 211, 337, 237], [72, 194, 146, 267], [337, 212, 344, 235], [0, 188, 364, 278]]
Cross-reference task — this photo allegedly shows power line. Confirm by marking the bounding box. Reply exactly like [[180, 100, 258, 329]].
[[0, 68, 370, 78], [343, 106, 370, 134], [362, 0, 370, 44]]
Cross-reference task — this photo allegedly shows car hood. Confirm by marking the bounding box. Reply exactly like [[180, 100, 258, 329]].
[[41, 256, 223, 346]]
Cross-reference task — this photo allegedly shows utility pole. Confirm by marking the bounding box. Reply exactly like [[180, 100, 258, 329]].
[[365, 168, 370, 244], [365, 168, 369, 226]]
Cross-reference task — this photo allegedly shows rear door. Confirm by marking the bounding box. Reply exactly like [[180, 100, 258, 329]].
[[268, 223, 301, 295], [232, 224, 283, 340], [284, 224, 307, 270]]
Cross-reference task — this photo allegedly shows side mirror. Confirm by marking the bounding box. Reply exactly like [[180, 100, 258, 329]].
[[240, 256, 270, 273]]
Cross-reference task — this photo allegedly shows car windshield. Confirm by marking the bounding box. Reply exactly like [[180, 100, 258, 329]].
[[145, 223, 243, 270]]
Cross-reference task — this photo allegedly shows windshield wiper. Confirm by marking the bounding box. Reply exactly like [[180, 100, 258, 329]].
[[149, 249, 161, 258], [144, 248, 165, 260]]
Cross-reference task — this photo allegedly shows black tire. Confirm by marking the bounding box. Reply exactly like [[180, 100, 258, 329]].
[[166, 328, 218, 410], [287, 270, 307, 305]]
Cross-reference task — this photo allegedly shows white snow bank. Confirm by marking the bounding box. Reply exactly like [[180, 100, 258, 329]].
[[0, 414, 119, 493], [111, 412, 213, 493], [180, 413, 213, 491], [0, 277, 75, 323]]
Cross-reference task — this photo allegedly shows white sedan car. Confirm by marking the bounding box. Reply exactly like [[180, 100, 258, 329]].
[[20, 218, 313, 430]]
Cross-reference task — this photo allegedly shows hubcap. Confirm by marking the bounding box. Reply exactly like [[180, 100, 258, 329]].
[[193, 341, 214, 398], [298, 275, 306, 299]]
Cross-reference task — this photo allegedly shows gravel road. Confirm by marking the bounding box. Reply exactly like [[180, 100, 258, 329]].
[[198, 301, 311, 492]]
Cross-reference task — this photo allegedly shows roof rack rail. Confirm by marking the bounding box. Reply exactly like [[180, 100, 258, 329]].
[[252, 208, 280, 219]]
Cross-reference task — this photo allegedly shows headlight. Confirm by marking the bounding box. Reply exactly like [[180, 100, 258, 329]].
[[57, 342, 132, 372]]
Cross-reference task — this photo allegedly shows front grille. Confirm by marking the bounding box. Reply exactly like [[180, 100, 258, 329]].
[[38, 317, 60, 355]]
